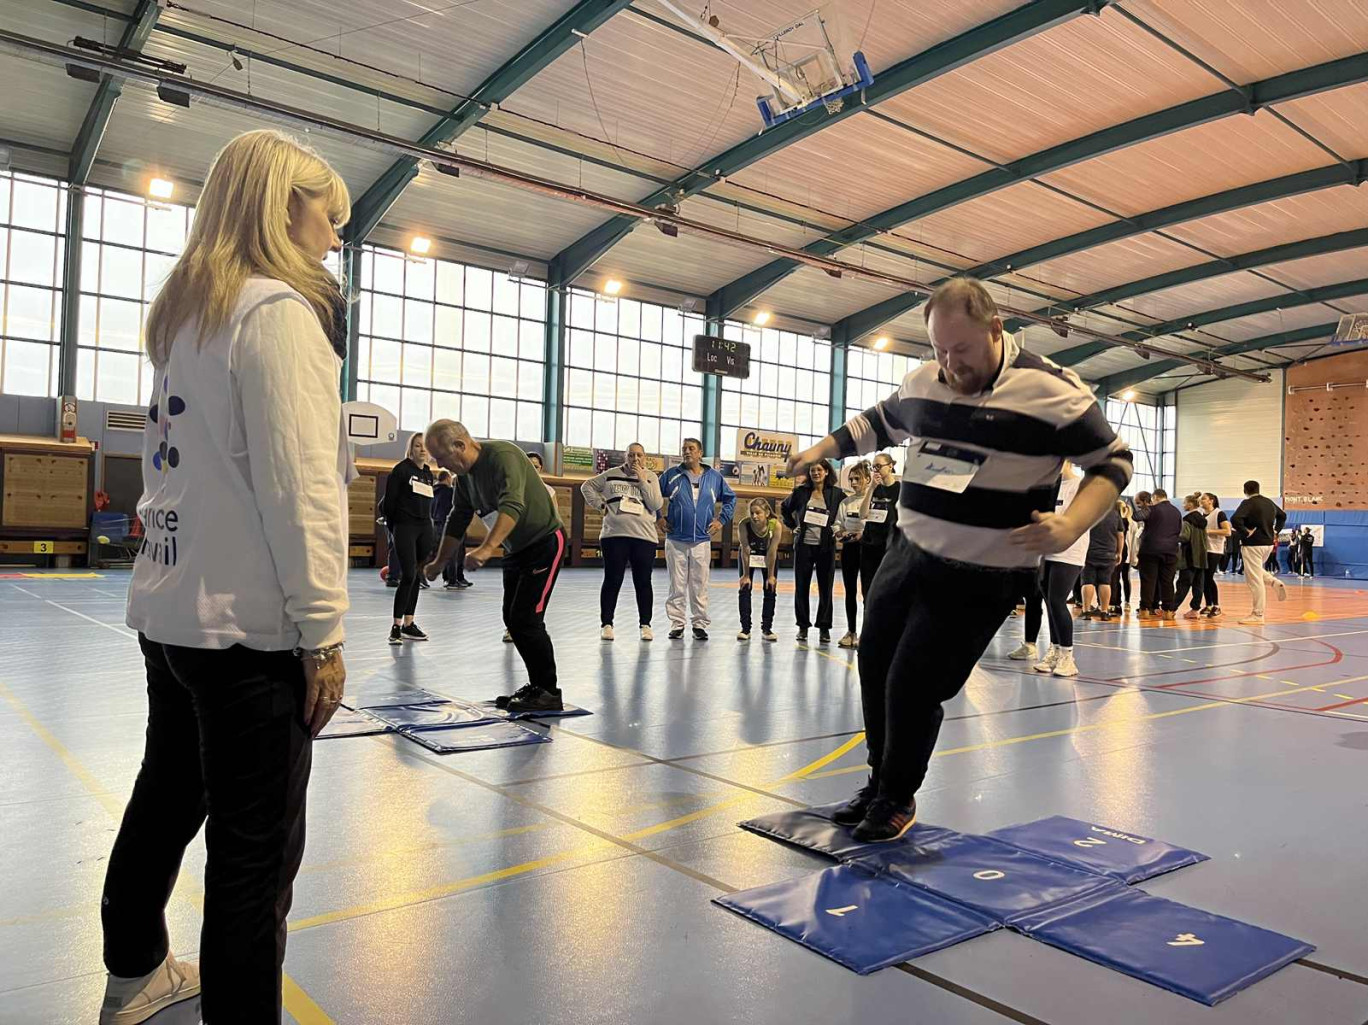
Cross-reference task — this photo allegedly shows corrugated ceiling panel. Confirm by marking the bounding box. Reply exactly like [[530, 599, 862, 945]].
[[457, 128, 656, 204], [1072, 346, 1150, 381], [757, 267, 904, 325], [902, 180, 1115, 266], [839, 0, 1026, 74], [508, 10, 763, 169], [1114, 273, 1291, 326], [1024, 232, 1211, 300], [1192, 300, 1366, 345], [1120, 0, 1368, 83], [387, 165, 611, 260], [598, 227, 773, 296], [1261, 246, 1368, 291], [165, 0, 571, 100], [1036, 111, 1330, 218], [1165, 185, 1368, 256], [1275, 82, 1368, 161], [724, 112, 987, 225], [874, 8, 1219, 166]]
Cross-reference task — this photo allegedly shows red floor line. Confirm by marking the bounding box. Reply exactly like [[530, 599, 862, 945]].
[[1104, 643, 1281, 683], [1314, 694, 1368, 712], [1148, 644, 1344, 690]]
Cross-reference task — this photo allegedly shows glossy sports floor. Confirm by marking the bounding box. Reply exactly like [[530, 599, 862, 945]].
[[3, 567, 1368, 1024]]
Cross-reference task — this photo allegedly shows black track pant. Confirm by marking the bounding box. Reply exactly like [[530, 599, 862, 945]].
[[391, 518, 433, 619], [600, 536, 655, 627], [1024, 560, 1081, 649], [503, 529, 566, 694], [1110, 562, 1131, 609], [859, 542, 887, 600], [794, 543, 836, 630], [1176, 566, 1206, 611], [1138, 552, 1177, 613], [841, 543, 862, 633], [739, 570, 777, 633]]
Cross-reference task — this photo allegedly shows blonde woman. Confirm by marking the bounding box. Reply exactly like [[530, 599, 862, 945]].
[[736, 497, 781, 641], [103, 130, 351, 1025]]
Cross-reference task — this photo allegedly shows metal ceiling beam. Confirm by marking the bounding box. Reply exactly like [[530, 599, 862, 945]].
[[345, 0, 633, 244], [711, 49, 1368, 318], [1045, 227, 1368, 364], [1092, 322, 1337, 394], [68, 0, 161, 183], [547, 0, 1112, 287], [831, 160, 1368, 342]]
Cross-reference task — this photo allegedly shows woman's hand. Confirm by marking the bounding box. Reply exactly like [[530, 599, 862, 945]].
[[302, 652, 346, 738], [739, 578, 752, 591]]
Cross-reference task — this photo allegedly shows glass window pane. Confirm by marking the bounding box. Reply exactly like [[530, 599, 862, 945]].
[[490, 397, 517, 438], [517, 401, 541, 442], [639, 302, 661, 342], [569, 329, 593, 369], [78, 294, 98, 345], [464, 311, 491, 352], [570, 290, 595, 329], [371, 293, 402, 338], [435, 260, 464, 306], [370, 383, 400, 419], [617, 375, 639, 413], [432, 390, 461, 422], [372, 249, 404, 294], [519, 319, 542, 360], [3, 339, 52, 395], [640, 342, 662, 380], [661, 308, 682, 345], [102, 196, 145, 247], [433, 348, 461, 391], [402, 343, 432, 388], [566, 407, 591, 446], [637, 416, 659, 453], [405, 256, 435, 300], [145, 203, 187, 254], [518, 360, 543, 401], [592, 371, 616, 410], [595, 333, 617, 373], [12, 179, 58, 231], [491, 355, 517, 397], [491, 315, 518, 357], [520, 281, 545, 320], [463, 394, 489, 436], [435, 305, 462, 348], [143, 252, 176, 303], [595, 298, 618, 333], [403, 299, 433, 344], [76, 346, 95, 401], [618, 298, 640, 338], [97, 297, 142, 351], [370, 337, 401, 384], [400, 388, 432, 431], [617, 337, 639, 377], [466, 267, 493, 311], [463, 352, 490, 394], [8, 230, 57, 286]]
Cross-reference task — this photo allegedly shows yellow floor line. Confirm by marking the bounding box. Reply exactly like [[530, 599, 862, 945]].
[[0, 678, 333, 1024]]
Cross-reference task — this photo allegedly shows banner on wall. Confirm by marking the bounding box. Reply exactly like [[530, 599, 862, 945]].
[[738, 461, 773, 488], [737, 428, 799, 464], [594, 449, 669, 473], [768, 466, 794, 491], [561, 445, 595, 474]]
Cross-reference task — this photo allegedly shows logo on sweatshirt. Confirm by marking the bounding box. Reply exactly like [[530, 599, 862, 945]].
[[148, 379, 186, 474]]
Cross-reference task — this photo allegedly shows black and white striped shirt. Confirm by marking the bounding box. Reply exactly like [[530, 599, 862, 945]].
[[834, 332, 1132, 569]]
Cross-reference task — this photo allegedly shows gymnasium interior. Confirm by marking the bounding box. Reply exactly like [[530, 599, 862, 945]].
[[0, 0, 1367, 1022]]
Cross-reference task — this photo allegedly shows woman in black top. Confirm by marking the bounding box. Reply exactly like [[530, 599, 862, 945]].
[[383, 433, 435, 644], [858, 453, 899, 598], [781, 459, 846, 644]]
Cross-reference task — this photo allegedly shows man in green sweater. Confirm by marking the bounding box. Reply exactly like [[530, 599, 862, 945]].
[[423, 420, 566, 712]]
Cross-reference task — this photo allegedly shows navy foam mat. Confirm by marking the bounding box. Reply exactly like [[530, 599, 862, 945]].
[[316, 707, 392, 740], [1015, 887, 1315, 1005], [714, 864, 998, 975], [401, 720, 550, 753], [740, 802, 953, 861], [987, 815, 1208, 884], [473, 699, 593, 721], [370, 701, 495, 731], [852, 832, 1121, 924], [727, 806, 1311, 1001], [343, 689, 450, 710]]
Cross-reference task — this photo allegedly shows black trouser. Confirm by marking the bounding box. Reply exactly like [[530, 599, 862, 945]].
[[1175, 566, 1206, 610], [1024, 560, 1081, 649], [103, 637, 310, 1024], [1303, 549, 1314, 576], [859, 541, 887, 600], [1138, 551, 1177, 612], [858, 537, 1025, 802], [1203, 568, 1220, 608], [1110, 562, 1131, 609], [1265, 548, 1280, 572], [391, 518, 433, 619], [503, 528, 565, 693], [841, 543, 863, 633], [794, 543, 836, 630], [739, 569, 777, 633], [435, 528, 467, 585], [600, 536, 655, 627]]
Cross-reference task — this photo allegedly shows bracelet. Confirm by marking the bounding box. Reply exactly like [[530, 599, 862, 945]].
[[293, 642, 344, 663]]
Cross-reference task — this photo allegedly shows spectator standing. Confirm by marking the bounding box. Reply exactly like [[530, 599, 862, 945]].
[[736, 498, 781, 642], [781, 459, 846, 644], [1231, 480, 1288, 625], [1174, 494, 1208, 619], [659, 439, 737, 640], [1199, 492, 1229, 617], [581, 443, 664, 642], [837, 461, 872, 648], [1134, 489, 1181, 620]]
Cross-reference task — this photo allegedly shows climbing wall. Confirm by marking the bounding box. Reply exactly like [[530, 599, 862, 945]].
[[1284, 350, 1368, 510]]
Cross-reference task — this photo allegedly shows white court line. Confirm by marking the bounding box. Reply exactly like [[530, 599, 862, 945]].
[[10, 585, 43, 600], [39, 597, 138, 641]]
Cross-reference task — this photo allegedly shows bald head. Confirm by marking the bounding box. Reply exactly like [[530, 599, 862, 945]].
[[425, 419, 480, 473]]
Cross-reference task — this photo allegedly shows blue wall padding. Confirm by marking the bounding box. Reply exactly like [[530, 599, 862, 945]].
[[987, 815, 1209, 884], [740, 803, 954, 862], [401, 721, 549, 753], [473, 699, 593, 721], [370, 702, 495, 730], [316, 707, 393, 739], [851, 832, 1121, 924], [714, 864, 999, 975], [1014, 887, 1314, 1005]]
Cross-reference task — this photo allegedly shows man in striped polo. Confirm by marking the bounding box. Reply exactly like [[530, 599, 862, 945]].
[[787, 278, 1133, 841]]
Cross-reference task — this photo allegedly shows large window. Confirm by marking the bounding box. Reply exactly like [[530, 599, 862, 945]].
[[355, 244, 545, 440], [563, 289, 704, 455], [77, 186, 193, 405], [1106, 398, 1174, 496], [0, 171, 65, 397], [719, 323, 830, 461], [844, 345, 919, 473]]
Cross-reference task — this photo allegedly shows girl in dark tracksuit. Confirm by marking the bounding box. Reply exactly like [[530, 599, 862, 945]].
[[781, 459, 846, 644], [383, 434, 435, 644]]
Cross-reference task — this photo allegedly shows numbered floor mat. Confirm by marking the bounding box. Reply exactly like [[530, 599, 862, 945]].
[[316, 707, 393, 740], [401, 720, 550, 754], [987, 815, 1208, 884]]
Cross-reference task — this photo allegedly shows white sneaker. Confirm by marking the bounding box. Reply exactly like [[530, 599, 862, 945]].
[[737, 630, 751, 641], [838, 632, 857, 648], [1239, 614, 1265, 625], [502, 628, 513, 643], [601, 624, 615, 641], [640, 625, 653, 641], [1274, 579, 1287, 601], [762, 630, 778, 642], [1008, 641, 1037, 661], [100, 954, 200, 1025], [1033, 646, 1060, 673], [1053, 650, 1079, 677]]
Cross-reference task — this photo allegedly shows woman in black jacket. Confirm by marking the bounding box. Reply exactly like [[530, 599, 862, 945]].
[[781, 459, 846, 644], [383, 434, 435, 644]]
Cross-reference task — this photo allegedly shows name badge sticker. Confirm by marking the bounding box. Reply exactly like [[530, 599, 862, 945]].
[[905, 441, 986, 494], [619, 495, 646, 516], [864, 507, 888, 523], [410, 479, 434, 498], [803, 507, 831, 528], [748, 554, 768, 569]]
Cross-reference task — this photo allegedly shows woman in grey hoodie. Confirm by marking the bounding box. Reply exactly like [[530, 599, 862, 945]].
[[582, 443, 664, 640]]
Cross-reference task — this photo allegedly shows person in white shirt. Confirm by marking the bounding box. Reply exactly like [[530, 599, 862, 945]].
[[102, 130, 350, 1025], [836, 461, 872, 648], [1010, 464, 1089, 677], [581, 443, 664, 640]]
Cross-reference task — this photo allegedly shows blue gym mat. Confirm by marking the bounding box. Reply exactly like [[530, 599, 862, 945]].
[[473, 699, 593, 721], [342, 689, 451, 711], [316, 707, 393, 739], [370, 701, 496, 731], [725, 807, 1312, 1003], [402, 720, 550, 753]]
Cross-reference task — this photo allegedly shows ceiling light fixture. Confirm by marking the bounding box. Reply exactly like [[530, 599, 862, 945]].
[[603, 278, 623, 297], [753, 310, 771, 326], [1120, 388, 1137, 402], [148, 177, 175, 200], [409, 236, 432, 256], [873, 336, 890, 351]]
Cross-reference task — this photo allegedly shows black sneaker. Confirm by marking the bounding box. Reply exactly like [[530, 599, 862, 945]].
[[693, 627, 709, 641], [443, 582, 461, 590], [418, 578, 430, 590], [456, 579, 473, 589], [506, 686, 564, 714], [852, 796, 918, 843], [832, 779, 878, 826], [388, 625, 402, 645], [401, 623, 428, 641], [385, 579, 399, 588], [495, 683, 539, 710], [797, 629, 808, 643], [819, 630, 831, 644], [669, 626, 685, 640]]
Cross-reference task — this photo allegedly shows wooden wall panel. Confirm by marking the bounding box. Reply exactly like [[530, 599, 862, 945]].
[[1284, 350, 1368, 510]]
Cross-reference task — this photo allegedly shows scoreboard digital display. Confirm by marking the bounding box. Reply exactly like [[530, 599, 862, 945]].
[[692, 335, 751, 378]]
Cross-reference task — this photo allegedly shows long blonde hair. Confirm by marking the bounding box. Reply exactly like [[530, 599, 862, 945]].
[[145, 129, 350, 365]]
